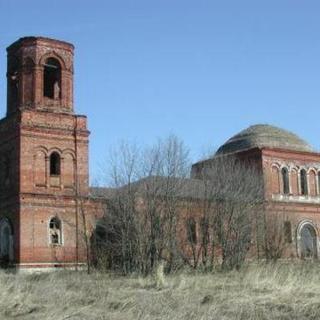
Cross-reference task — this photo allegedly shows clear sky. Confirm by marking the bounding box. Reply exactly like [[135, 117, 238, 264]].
[[0, 0, 320, 183]]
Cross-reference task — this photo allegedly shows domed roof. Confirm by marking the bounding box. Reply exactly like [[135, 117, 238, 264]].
[[216, 124, 314, 155]]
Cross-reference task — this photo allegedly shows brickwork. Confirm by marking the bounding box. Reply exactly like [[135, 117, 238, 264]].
[[192, 142, 320, 259], [0, 37, 96, 270]]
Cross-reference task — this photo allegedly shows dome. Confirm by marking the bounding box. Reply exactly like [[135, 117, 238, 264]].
[[216, 124, 314, 155]]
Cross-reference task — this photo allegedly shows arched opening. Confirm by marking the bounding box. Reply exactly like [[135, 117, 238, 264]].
[[299, 223, 317, 259], [8, 56, 20, 110], [281, 167, 290, 195], [50, 152, 60, 176], [49, 217, 62, 245], [0, 219, 13, 264], [300, 169, 308, 195], [186, 218, 197, 244], [318, 172, 320, 195], [271, 165, 280, 194], [43, 58, 61, 99]]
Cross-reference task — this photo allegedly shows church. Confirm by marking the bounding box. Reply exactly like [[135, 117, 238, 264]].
[[0, 36, 319, 271]]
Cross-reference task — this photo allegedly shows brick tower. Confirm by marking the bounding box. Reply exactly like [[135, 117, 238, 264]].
[[0, 37, 90, 270]]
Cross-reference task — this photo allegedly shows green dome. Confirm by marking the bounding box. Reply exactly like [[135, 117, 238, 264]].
[[216, 124, 313, 155]]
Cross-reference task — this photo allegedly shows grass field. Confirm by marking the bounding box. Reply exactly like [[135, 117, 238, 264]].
[[0, 262, 320, 320]]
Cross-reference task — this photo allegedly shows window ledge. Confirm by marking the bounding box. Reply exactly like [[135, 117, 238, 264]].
[[272, 194, 320, 204]]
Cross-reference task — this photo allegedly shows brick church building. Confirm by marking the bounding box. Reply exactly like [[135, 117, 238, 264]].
[[0, 36, 319, 271], [192, 124, 320, 259]]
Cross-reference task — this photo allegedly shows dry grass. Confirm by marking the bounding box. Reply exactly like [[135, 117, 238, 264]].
[[0, 262, 320, 319]]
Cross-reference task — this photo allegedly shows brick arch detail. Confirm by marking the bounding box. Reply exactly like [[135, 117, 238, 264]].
[[271, 164, 280, 194], [308, 169, 317, 196], [62, 150, 76, 187], [39, 52, 67, 70], [33, 147, 47, 187], [48, 148, 63, 157], [34, 146, 48, 155], [62, 149, 75, 159]]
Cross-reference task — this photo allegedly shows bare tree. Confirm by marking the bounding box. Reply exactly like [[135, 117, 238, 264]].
[[95, 140, 265, 273], [195, 156, 265, 270], [95, 135, 190, 275], [261, 209, 289, 262]]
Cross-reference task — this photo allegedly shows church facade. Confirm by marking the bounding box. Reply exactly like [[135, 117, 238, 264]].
[[0, 36, 319, 271], [192, 125, 320, 259]]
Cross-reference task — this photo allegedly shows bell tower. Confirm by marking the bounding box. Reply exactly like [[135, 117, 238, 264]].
[[0, 37, 90, 270], [6, 37, 74, 115]]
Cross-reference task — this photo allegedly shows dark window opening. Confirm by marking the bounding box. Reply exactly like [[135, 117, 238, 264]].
[[300, 169, 308, 195], [318, 173, 320, 195], [300, 224, 317, 259], [8, 56, 20, 109], [51, 232, 59, 245], [284, 221, 292, 243], [50, 152, 60, 176], [186, 218, 197, 244], [49, 217, 61, 245], [281, 168, 290, 195], [44, 58, 61, 99]]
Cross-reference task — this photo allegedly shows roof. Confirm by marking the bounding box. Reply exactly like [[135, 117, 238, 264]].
[[216, 124, 314, 155], [89, 187, 118, 199], [90, 176, 207, 200], [7, 36, 74, 52]]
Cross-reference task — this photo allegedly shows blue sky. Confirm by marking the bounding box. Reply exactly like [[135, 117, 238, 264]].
[[0, 1, 320, 183]]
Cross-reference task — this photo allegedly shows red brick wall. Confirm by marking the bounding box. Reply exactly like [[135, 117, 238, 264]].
[[0, 37, 94, 269]]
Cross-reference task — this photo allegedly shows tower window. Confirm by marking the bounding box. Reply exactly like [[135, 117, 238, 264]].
[[281, 167, 290, 195], [8, 56, 20, 110], [44, 58, 61, 99], [186, 218, 197, 244], [300, 169, 308, 195], [50, 152, 60, 176], [49, 217, 62, 245]]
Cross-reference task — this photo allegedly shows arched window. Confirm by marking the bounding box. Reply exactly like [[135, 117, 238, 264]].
[[300, 169, 308, 195], [271, 165, 280, 194], [50, 152, 60, 176], [318, 172, 320, 195], [43, 58, 61, 99], [281, 167, 290, 195], [8, 56, 20, 110], [49, 217, 62, 245], [186, 218, 197, 244], [299, 223, 317, 259], [0, 218, 13, 262]]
